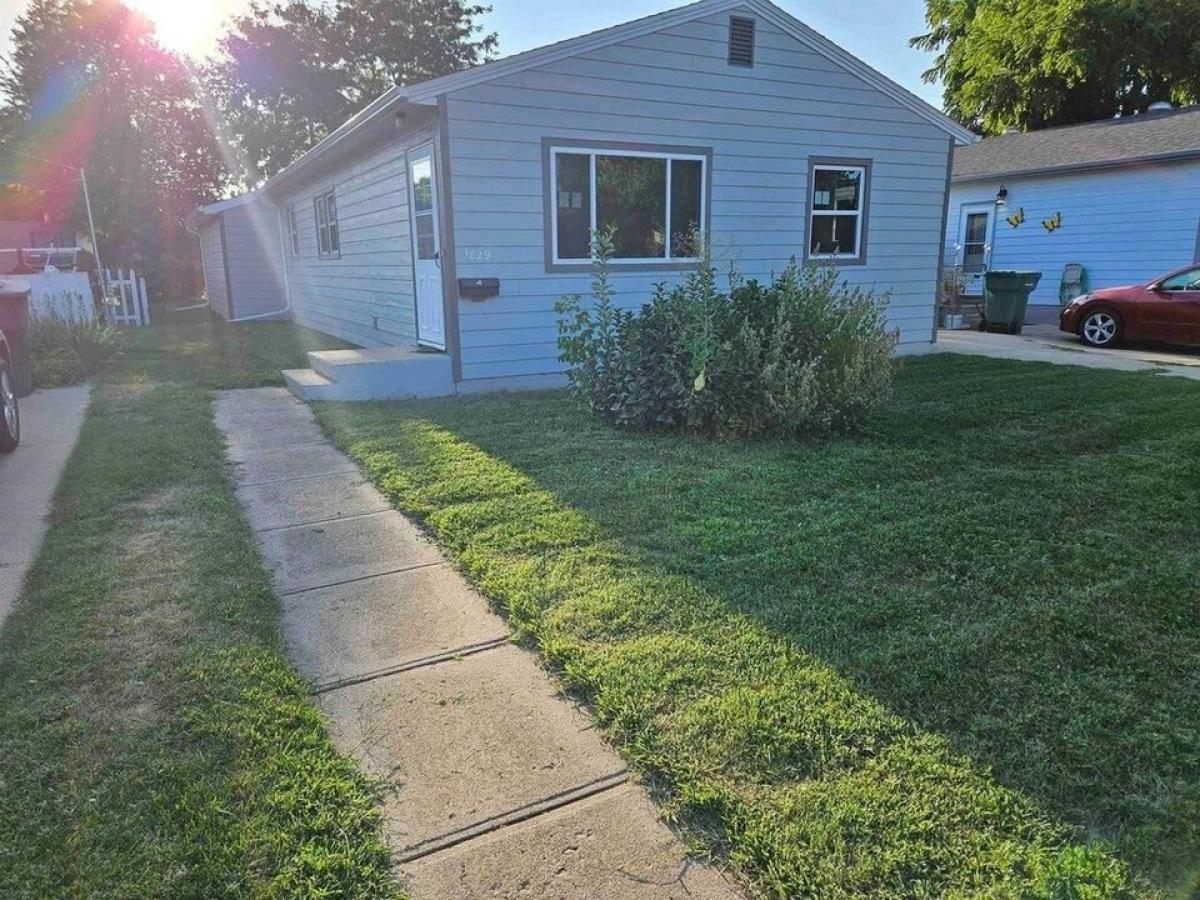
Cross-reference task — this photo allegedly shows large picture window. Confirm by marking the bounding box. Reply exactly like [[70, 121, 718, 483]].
[[314, 190, 340, 258], [807, 161, 870, 263], [550, 145, 707, 266]]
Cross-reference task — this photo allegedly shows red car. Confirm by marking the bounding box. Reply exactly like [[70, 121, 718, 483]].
[[0, 327, 18, 453], [1060, 264, 1200, 348]]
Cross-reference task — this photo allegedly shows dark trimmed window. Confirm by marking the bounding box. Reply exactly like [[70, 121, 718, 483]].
[[807, 162, 870, 263], [550, 146, 706, 264]]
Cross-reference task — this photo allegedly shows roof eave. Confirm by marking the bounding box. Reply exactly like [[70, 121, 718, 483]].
[[258, 0, 976, 194], [952, 148, 1200, 183], [260, 88, 411, 198], [742, 0, 977, 145], [404, 0, 977, 145]]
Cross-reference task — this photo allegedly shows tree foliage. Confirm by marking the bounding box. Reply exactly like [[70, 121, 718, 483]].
[[913, 0, 1200, 134], [0, 0, 230, 296], [204, 0, 498, 184]]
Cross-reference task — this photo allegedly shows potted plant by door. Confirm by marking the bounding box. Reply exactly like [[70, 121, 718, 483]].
[[939, 266, 967, 329]]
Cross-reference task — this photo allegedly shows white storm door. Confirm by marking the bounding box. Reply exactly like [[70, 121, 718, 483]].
[[958, 204, 993, 297], [409, 146, 446, 349]]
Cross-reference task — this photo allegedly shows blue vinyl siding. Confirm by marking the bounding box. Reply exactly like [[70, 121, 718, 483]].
[[276, 132, 430, 347], [444, 5, 953, 385], [946, 159, 1200, 309]]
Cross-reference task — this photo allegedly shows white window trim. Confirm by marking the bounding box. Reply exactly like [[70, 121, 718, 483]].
[[960, 209, 991, 274], [808, 164, 866, 261], [314, 190, 340, 259], [549, 146, 707, 266]]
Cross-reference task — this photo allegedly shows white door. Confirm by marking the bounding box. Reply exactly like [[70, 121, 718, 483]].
[[958, 204, 994, 297], [409, 146, 446, 349]]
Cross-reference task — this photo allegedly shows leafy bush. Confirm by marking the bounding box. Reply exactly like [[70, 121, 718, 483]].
[[29, 294, 128, 388], [555, 230, 898, 437]]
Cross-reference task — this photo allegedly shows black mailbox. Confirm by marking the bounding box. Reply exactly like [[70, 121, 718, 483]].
[[458, 277, 500, 301]]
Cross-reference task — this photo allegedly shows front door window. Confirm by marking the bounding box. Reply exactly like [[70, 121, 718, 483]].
[[963, 212, 989, 273], [409, 146, 446, 349]]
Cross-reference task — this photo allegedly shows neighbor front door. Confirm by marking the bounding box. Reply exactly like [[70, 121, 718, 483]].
[[958, 204, 993, 296], [409, 145, 446, 349]]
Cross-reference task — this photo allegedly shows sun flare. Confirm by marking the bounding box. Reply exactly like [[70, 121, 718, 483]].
[[127, 0, 245, 59]]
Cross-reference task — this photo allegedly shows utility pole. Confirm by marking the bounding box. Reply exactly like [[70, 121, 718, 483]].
[[80, 167, 106, 295]]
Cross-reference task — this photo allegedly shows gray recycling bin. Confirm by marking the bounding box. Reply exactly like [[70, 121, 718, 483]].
[[0, 279, 33, 396]]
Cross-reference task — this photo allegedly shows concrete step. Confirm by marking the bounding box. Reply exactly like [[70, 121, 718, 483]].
[[282, 368, 341, 401], [306, 347, 455, 400]]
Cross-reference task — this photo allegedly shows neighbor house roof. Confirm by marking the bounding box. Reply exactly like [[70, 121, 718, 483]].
[[952, 106, 1200, 182], [260, 0, 975, 196]]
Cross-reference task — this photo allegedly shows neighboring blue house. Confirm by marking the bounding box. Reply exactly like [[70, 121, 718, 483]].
[[194, 0, 974, 400], [945, 105, 1200, 322]]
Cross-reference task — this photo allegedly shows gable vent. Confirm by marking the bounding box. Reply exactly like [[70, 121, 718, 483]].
[[728, 16, 755, 67]]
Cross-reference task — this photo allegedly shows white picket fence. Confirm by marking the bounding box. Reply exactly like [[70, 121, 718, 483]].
[[104, 269, 150, 327]]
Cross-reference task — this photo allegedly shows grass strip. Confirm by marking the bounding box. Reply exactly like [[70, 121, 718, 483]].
[[0, 375, 400, 896]]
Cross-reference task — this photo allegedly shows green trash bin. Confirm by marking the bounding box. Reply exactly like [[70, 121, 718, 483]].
[[980, 270, 1042, 335], [0, 278, 32, 397]]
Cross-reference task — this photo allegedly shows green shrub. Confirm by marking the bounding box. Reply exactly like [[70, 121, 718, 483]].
[[555, 230, 898, 437], [29, 294, 128, 388]]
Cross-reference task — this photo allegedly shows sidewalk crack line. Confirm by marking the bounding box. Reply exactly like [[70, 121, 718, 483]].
[[277, 561, 445, 596], [394, 770, 630, 864], [310, 636, 511, 695], [255, 507, 394, 534]]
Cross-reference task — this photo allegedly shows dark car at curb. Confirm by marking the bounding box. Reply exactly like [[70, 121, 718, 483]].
[[1060, 264, 1200, 348], [0, 327, 19, 453]]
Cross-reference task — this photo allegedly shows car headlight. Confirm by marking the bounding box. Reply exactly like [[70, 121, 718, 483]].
[[1067, 294, 1091, 308]]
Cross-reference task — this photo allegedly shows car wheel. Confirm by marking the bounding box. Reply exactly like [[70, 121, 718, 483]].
[[0, 357, 19, 453], [1080, 308, 1122, 348]]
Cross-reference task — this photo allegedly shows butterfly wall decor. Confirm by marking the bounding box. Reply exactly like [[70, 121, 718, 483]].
[[1042, 212, 1063, 232], [1005, 207, 1025, 228]]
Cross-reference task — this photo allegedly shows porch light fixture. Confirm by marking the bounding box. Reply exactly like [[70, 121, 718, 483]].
[[995, 185, 1008, 208]]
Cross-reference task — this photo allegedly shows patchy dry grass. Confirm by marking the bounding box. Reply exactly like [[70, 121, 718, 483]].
[[0, 360, 399, 894]]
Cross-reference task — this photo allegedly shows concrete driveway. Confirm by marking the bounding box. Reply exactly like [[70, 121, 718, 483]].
[[0, 385, 91, 628], [935, 325, 1200, 380]]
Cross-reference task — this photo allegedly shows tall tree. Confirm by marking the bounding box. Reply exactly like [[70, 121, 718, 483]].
[[913, 0, 1200, 134], [0, 0, 230, 296], [205, 0, 498, 185]]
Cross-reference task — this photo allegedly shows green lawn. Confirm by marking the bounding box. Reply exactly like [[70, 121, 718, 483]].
[[313, 355, 1200, 898], [122, 309, 355, 389], [0, 320, 401, 897]]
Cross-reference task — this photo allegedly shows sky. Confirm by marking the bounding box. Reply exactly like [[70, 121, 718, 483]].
[[0, 0, 945, 108]]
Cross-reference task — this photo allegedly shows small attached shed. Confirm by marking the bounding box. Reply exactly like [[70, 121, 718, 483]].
[[187, 193, 289, 321]]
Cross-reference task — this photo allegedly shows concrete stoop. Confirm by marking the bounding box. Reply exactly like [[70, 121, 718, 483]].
[[215, 388, 743, 900], [284, 346, 455, 402]]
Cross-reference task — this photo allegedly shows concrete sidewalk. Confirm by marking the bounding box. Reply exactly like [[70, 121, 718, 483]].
[[0, 385, 91, 629], [216, 388, 742, 900], [935, 327, 1200, 380]]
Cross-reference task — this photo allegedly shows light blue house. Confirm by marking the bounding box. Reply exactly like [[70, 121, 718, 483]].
[[194, 0, 974, 399], [945, 105, 1200, 322]]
